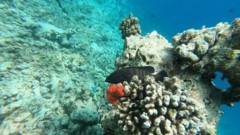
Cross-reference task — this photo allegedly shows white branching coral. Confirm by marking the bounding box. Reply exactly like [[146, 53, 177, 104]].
[[113, 75, 215, 135]]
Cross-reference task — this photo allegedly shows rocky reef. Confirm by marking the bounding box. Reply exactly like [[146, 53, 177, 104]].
[[173, 19, 240, 106], [102, 16, 240, 135], [0, 0, 128, 134]]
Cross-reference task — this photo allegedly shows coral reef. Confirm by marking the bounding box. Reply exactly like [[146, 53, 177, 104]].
[[69, 104, 103, 135], [173, 19, 240, 105], [119, 13, 141, 39], [103, 17, 240, 135], [70, 107, 99, 126], [0, 0, 129, 134], [114, 75, 215, 134], [116, 31, 174, 72], [1, 0, 240, 134]]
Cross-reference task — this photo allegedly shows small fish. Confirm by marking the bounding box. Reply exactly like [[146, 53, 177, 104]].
[[105, 66, 167, 84], [92, 87, 98, 93]]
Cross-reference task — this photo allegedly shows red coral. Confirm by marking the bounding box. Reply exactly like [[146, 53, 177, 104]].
[[106, 84, 125, 106]]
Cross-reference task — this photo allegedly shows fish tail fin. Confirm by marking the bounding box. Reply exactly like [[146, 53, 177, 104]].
[[154, 70, 168, 82]]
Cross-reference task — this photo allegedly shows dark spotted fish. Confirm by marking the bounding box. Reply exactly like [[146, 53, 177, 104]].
[[105, 66, 167, 84]]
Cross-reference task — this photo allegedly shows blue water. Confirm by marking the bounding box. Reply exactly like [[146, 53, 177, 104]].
[[212, 72, 240, 135], [128, 0, 240, 40]]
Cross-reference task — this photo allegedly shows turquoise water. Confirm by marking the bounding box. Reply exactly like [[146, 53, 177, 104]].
[[0, 0, 239, 134]]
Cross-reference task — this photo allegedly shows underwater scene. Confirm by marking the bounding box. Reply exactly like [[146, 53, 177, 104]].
[[0, 0, 240, 135]]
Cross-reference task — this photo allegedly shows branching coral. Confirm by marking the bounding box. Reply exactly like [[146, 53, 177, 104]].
[[113, 75, 215, 135], [119, 13, 141, 39]]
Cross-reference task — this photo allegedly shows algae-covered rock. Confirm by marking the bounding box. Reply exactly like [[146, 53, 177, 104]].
[[70, 107, 99, 125], [116, 31, 174, 73], [173, 18, 240, 105], [0, 0, 127, 134]]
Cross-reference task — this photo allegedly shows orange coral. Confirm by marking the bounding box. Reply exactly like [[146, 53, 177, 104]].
[[106, 84, 125, 106]]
